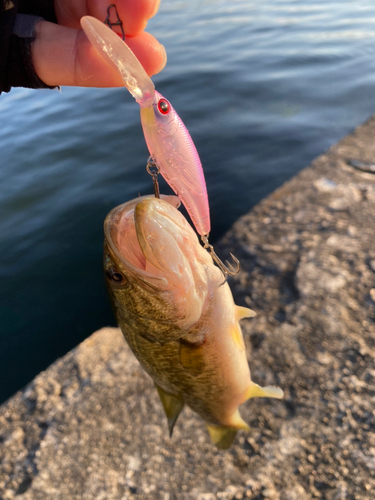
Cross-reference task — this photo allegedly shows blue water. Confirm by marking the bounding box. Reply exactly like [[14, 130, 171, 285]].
[[2, 0, 375, 403]]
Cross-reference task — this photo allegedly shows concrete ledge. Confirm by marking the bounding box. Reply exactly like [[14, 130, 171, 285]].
[[1, 117, 375, 499]]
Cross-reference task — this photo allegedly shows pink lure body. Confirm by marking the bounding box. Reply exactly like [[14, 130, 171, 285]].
[[140, 92, 210, 237], [80, 16, 211, 237]]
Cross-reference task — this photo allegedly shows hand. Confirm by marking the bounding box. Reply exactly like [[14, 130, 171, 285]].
[[31, 0, 166, 88]]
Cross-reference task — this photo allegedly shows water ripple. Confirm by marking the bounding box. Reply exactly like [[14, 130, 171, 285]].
[[2, 0, 375, 401]]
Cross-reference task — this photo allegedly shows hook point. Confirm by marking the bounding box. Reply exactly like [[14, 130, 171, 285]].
[[201, 236, 241, 280]]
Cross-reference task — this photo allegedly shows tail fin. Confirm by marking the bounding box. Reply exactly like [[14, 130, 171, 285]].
[[206, 410, 250, 450], [206, 424, 239, 450]]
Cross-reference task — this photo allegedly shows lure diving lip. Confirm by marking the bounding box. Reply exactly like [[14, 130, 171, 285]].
[[81, 16, 211, 238]]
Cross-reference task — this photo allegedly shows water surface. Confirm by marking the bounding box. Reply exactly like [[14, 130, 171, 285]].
[[2, 0, 375, 403]]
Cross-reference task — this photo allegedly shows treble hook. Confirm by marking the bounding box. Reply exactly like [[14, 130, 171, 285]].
[[146, 156, 161, 199], [104, 4, 125, 41], [201, 235, 240, 283]]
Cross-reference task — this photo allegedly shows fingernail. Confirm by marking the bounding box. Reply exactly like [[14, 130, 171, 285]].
[[150, 0, 161, 19], [155, 44, 167, 74]]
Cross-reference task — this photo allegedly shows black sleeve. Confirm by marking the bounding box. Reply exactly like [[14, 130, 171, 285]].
[[0, 0, 57, 94], [0, 0, 19, 92], [18, 0, 56, 22]]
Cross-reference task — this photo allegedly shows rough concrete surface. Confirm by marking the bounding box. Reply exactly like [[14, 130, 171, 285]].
[[1, 116, 375, 500]]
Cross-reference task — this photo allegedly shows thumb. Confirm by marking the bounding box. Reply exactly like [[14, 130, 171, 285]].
[[31, 21, 166, 88]]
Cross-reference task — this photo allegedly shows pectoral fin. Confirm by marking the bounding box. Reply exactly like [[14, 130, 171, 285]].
[[179, 341, 206, 376], [230, 323, 245, 351], [246, 383, 284, 400], [155, 384, 184, 437]]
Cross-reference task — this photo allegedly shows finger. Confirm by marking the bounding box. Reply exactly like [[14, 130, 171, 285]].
[[55, 0, 161, 36], [90, 0, 162, 36], [31, 21, 166, 88]]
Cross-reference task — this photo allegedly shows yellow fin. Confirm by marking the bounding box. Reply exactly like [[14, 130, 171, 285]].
[[246, 383, 284, 400], [206, 424, 239, 450], [230, 323, 245, 351], [228, 408, 251, 431], [179, 341, 206, 376], [155, 384, 184, 437], [206, 410, 250, 450], [235, 305, 256, 321]]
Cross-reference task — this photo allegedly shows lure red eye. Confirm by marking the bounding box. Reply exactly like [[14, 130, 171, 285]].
[[157, 98, 170, 115]]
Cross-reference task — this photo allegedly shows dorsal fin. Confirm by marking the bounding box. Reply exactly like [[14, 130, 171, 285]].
[[154, 384, 184, 436]]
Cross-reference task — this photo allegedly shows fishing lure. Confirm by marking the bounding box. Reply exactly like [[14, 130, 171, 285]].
[[81, 16, 210, 235], [81, 16, 239, 277]]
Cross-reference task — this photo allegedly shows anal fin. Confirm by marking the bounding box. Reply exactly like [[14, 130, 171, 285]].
[[246, 382, 284, 400], [155, 384, 184, 437]]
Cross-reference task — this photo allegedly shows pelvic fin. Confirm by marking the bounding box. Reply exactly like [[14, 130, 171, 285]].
[[235, 305, 256, 321]]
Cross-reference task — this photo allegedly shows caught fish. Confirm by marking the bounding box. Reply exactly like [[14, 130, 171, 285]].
[[81, 16, 210, 238], [104, 195, 283, 449]]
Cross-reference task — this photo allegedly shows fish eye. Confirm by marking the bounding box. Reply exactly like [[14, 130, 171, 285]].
[[106, 268, 126, 284], [157, 98, 170, 115]]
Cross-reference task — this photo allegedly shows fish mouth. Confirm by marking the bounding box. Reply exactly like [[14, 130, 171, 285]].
[[104, 194, 221, 330], [104, 195, 182, 285]]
